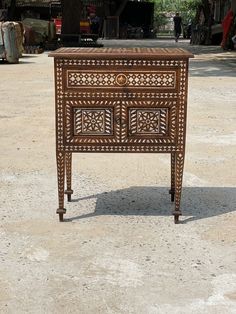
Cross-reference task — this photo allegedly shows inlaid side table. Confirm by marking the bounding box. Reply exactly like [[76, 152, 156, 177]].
[[49, 48, 193, 223]]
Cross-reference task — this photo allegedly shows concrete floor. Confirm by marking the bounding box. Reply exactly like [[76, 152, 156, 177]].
[[0, 39, 236, 313]]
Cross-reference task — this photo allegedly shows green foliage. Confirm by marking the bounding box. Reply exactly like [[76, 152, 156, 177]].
[[147, 0, 201, 28], [177, 0, 201, 23]]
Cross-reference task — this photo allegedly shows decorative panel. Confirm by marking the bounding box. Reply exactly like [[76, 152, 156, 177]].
[[66, 70, 176, 89], [129, 108, 168, 135], [74, 108, 113, 136], [120, 100, 177, 144], [64, 99, 120, 145]]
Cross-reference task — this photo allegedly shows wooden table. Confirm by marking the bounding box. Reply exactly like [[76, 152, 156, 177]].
[[49, 48, 193, 223]]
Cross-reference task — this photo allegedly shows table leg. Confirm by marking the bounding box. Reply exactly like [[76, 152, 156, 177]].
[[56, 151, 66, 222], [65, 152, 73, 202], [169, 153, 176, 202], [173, 152, 184, 224]]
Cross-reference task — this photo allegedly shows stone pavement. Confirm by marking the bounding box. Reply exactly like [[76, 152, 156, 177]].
[[0, 39, 236, 313]]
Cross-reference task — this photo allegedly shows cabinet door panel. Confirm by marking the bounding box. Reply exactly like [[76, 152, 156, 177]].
[[64, 99, 120, 146], [120, 100, 177, 145]]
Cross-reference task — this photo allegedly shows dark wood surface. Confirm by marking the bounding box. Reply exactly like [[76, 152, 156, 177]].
[[49, 47, 194, 59]]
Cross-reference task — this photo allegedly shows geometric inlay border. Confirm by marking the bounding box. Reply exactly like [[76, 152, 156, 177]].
[[66, 70, 176, 89]]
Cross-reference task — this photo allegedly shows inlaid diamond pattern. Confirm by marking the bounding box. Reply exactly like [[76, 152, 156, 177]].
[[67, 71, 176, 88]]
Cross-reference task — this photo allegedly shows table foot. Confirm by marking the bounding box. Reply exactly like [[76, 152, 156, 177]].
[[172, 210, 182, 224], [65, 189, 73, 202], [57, 208, 66, 222], [59, 213, 64, 222], [174, 215, 179, 224]]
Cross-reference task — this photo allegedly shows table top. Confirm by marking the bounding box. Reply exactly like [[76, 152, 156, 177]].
[[49, 47, 194, 59]]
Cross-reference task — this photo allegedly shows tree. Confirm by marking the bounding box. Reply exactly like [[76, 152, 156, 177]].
[[148, 0, 217, 45], [177, 0, 201, 23], [61, 0, 82, 35], [148, 0, 200, 32], [152, 0, 173, 31], [191, 0, 214, 45]]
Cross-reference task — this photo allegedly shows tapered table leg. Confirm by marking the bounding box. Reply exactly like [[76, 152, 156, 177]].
[[173, 152, 185, 224], [169, 153, 176, 202], [56, 151, 66, 222], [65, 152, 73, 202]]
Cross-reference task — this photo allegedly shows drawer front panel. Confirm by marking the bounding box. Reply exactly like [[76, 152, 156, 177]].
[[67, 70, 176, 88], [64, 68, 179, 92], [64, 99, 120, 145]]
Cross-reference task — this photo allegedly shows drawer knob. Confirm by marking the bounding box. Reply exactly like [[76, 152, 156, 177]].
[[116, 73, 128, 86]]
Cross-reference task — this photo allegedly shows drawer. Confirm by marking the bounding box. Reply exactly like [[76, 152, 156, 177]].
[[62, 67, 180, 93]]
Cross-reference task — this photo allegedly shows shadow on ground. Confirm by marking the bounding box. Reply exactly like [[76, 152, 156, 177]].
[[190, 58, 236, 77], [64, 186, 236, 223]]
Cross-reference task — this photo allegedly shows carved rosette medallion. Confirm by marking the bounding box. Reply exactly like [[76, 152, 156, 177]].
[[116, 73, 128, 86]]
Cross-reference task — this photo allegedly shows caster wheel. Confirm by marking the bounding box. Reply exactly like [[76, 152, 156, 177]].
[[59, 213, 64, 222], [174, 215, 179, 224], [67, 194, 71, 202]]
